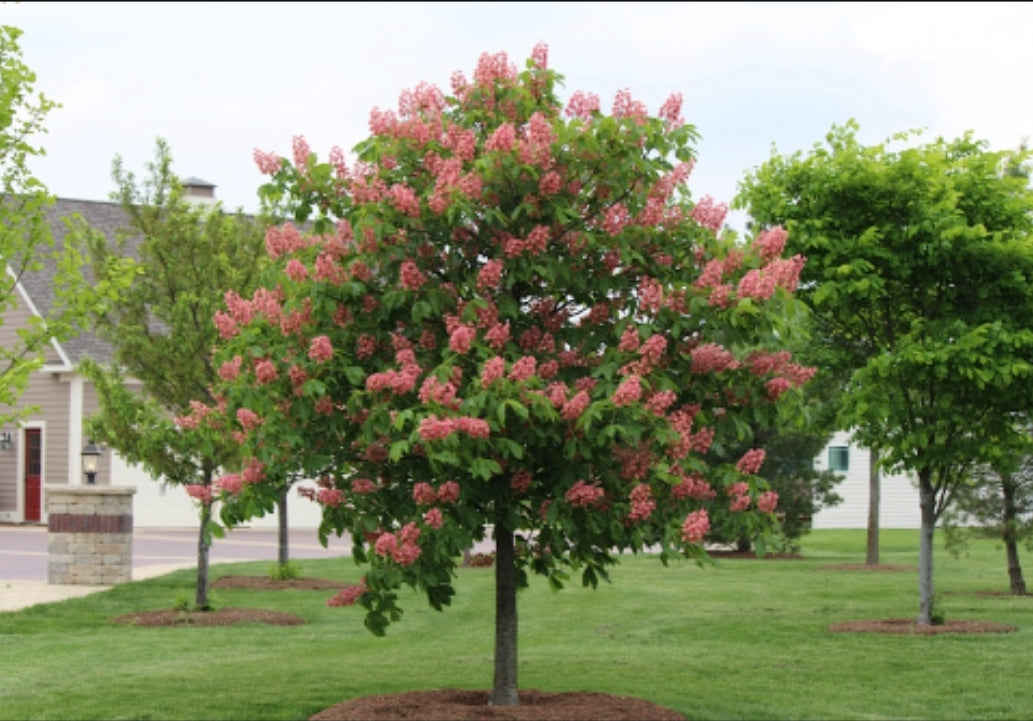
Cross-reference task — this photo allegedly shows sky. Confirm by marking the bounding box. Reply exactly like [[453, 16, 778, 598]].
[[8, 1, 1033, 234]]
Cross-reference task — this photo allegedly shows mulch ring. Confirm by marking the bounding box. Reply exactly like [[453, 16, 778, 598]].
[[828, 618, 1018, 635], [111, 607, 306, 627], [817, 563, 916, 571], [212, 575, 345, 590]]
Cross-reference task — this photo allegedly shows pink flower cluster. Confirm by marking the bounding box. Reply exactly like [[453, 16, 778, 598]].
[[308, 335, 333, 363], [671, 472, 715, 500], [690, 196, 729, 234], [690, 343, 741, 374], [417, 415, 490, 441], [327, 578, 369, 607], [757, 490, 779, 514], [627, 483, 656, 522], [565, 480, 605, 508], [728, 482, 751, 512], [185, 484, 212, 504], [612, 375, 642, 407], [681, 509, 710, 544], [373, 523, 422, 566], [735, 448, 766, 475], [418, 376, 459, 409]]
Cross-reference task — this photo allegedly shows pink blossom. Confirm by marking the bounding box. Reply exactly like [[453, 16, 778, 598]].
[[507, 355, 537, 382], [561, 390, 590, 421], [418, 415, 456, 441], [185, 484, 213, 504], [752, 226, 788, 262], [681, 509, 710, 544], [399, 259, 427, 290], [351, 478, 376, 494], [236, 408, 262, 431], [216, 474, 243, 494], [317, 488, 345, 507], [253, 149, 282, 175], [690, 196, 729, 234], [736, 448, 766, 475], [566, 480, 606, 508], [612, 375, 642, 407], [326, 579, 368, 607], [309, 335, 333, 363], [437, 480, 461, 504], [254, 358, 277, 385], [627, 483, 656, 522], [424, 507, 444, 529], [477, 259, 504, 292], [758, 491, 779, 514], [218, 356, 242, 381], [481, 356, 506, 387], [448, 324, 475, 354], [413, 482, 437, 505], [511, 470, 532, 493], [285, 258, 309, 282]]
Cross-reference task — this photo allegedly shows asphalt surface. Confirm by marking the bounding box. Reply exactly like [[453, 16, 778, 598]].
[[0, 523, 357, 612]]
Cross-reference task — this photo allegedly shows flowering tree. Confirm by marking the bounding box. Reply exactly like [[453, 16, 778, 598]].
[[199, 45, 813, 706]]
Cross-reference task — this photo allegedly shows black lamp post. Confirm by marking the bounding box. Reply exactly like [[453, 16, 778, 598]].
[[81, 440, 101, 484]]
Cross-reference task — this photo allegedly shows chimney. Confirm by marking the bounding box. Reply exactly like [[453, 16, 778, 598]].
[[181, 177, 216, 205]]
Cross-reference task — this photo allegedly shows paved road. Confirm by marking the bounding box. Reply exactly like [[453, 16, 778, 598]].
[[0, 523, 357, 612]]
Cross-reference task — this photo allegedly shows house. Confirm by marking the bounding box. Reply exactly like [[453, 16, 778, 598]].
[[810, 430, 922, 529], [0, 184, 323, 528]]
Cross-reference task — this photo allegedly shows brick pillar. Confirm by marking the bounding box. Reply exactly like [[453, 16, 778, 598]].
[[45, 485, 136, 585]]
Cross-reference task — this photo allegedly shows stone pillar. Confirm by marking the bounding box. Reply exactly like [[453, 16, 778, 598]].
[[45, 485, 136, 585]]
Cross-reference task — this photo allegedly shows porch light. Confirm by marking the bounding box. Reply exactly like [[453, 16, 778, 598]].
[[0, 431, 10, 451], [81, 440, 101, 484]]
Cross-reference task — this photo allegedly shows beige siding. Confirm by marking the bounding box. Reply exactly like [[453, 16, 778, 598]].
[[811, 431, 921, 529]]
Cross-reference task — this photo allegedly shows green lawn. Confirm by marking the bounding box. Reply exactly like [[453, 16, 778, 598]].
[[1, 528, 1030, 720]]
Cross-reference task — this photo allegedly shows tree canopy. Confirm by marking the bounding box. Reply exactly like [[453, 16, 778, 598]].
[[735, 120, 1033, 624], [201, 45, 814, 705], [69, 138, 270, 607], [0, 24, 93, 424]]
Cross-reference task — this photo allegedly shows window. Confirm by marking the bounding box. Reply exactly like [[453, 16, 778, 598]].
[[828, 446, 849, 472]]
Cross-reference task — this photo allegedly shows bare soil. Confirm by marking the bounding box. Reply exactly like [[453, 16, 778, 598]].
[[109, 562, 1021, 720]]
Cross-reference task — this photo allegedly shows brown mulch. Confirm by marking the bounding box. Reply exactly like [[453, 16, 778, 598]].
[[212, 575, 346, 590], [817, 563, 917, 571], [309, 689, 687, 721], [828, 618, 1018, 634], [112, 607, 307, 627]]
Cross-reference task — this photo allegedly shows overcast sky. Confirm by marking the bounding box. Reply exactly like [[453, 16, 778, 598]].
[[9, 1, 1033, 234]]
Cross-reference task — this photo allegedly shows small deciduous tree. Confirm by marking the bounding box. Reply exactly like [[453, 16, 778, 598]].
[[201, 45, 813, 705], [69, 139, 270, 608], [735, 120, 1033, 624], [0, 24, 93, 422]]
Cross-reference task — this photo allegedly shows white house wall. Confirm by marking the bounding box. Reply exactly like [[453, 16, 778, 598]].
[[110, 453, 325, 529], [811, 430, 921, 529]]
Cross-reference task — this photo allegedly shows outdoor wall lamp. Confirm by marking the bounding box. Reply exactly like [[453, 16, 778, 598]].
[[81, 439, 101, 484], [0, 431, 11, 451]]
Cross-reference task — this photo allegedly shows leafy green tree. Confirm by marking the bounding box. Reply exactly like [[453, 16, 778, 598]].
[[200, 45, 814, 706], [735, 120, 1033, 625], [0, 24, 94, 422], [69, 139, 270, 608]]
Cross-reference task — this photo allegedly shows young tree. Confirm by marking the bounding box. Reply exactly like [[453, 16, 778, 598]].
[[943, 443, 1033, 595], [0, 24, 93, 422], [69, 139, 270, 608], [734, 120, 1033, 624], [201, 45, 813, 706]]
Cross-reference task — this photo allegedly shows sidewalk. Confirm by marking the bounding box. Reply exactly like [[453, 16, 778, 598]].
[[0, 524, 355, 613]]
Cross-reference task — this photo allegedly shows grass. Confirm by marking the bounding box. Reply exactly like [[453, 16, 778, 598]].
[[1, 528, 1032, 720]]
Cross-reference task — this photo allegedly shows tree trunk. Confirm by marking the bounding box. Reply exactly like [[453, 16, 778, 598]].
[[277, 485, 289, 569], [196, 500, 212, 609], [916, 472, 936, 625], [489, 524, 518, 707], [866, 446, 880, 565], [1001, 474, 1027, 595]]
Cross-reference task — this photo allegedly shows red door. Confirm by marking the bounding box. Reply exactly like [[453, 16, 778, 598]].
[[24, 428, 42, 522]]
